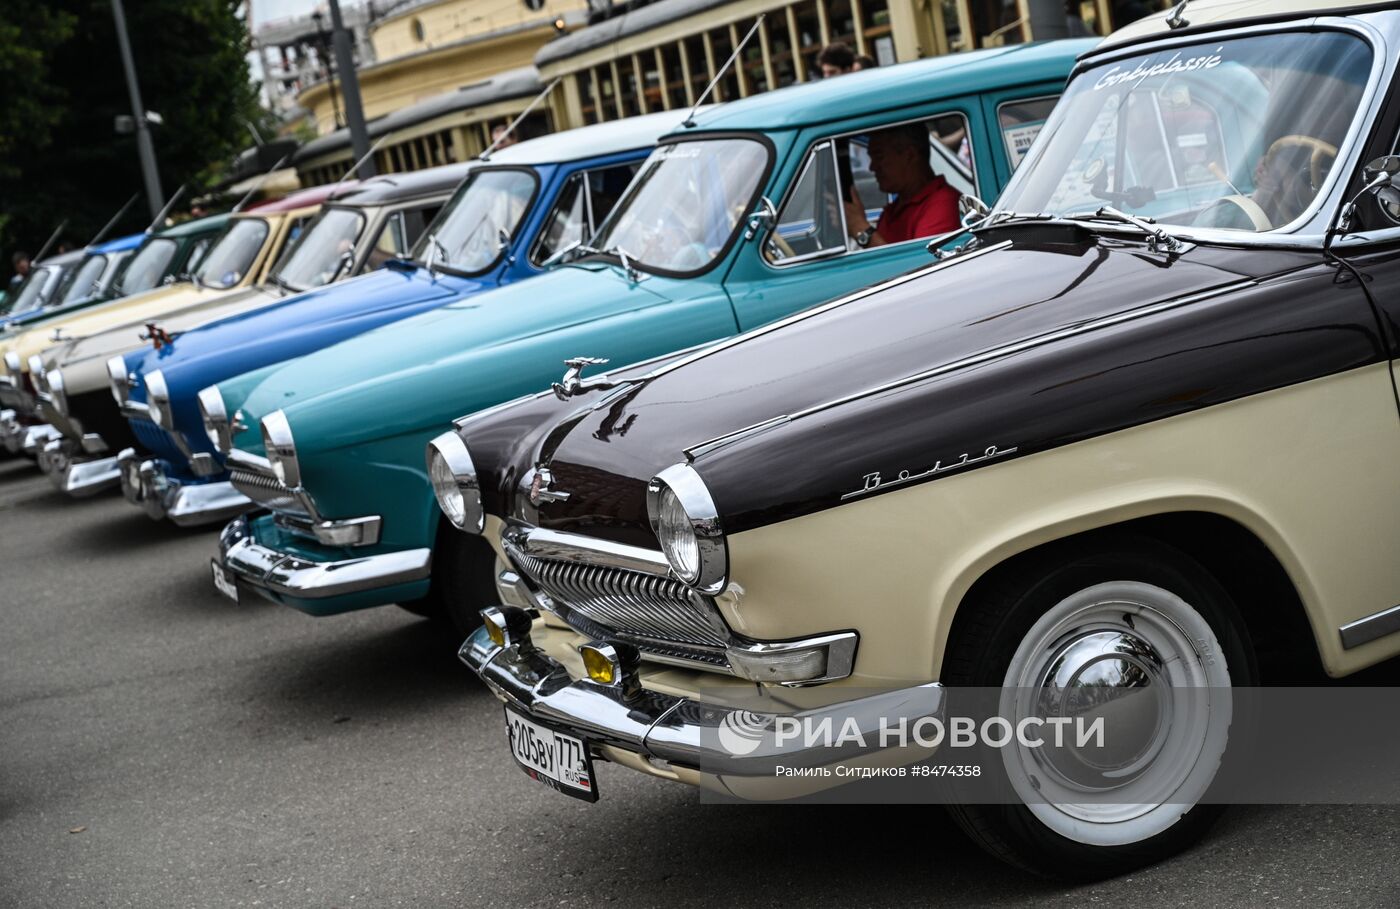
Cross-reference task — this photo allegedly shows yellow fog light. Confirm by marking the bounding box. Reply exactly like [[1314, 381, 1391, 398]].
[[481, 605, 535, 652], [578, 641, 641, 696]]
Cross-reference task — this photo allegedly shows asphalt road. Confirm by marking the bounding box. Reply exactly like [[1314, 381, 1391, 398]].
[[4, 454, 1400, 908]]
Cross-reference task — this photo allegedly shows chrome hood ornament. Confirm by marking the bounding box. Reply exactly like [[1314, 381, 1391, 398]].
[[528, 465, 570, 506], [551, 356, 612, 400]]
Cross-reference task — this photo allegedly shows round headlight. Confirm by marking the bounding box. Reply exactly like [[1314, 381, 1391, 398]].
[[47, 369, 68, 416], [260, 409, 300, 488], [646, 463, 727, 593], [27, 355, 45, 383], [145, 370, 172, 430], [197, 385, 230, 452], [3, 351, 20, 375], [426, 430, 483, 533], [106, 356, 130, 406]]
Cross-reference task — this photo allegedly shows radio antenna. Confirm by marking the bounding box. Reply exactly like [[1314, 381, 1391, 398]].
[[233, 153, 292, 212], [33, 219, 70, 263], [145, 185, 187, 233], [479, 77, 560, 161], [87, 194, 141, 246], [684, 14, 765, 128]]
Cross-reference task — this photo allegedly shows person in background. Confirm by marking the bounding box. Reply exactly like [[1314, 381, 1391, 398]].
[[9, 251, 31, 289], [843, 122, 961, 248], [817, 42, 856, 78], [490, 124, 519, 150], [853, 54, 878, 70]]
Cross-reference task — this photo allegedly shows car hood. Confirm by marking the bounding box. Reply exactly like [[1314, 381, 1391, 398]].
[[135, 265, 480, 403], [49, 286, 282, 393], [525, 236, 1320, 541], [230, 262, 668, 457]]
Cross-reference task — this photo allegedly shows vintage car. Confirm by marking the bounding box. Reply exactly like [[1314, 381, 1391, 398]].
[[32, 165, 468, 497], [444, 1, 1400, 879], [0, 249, 86, 325], [0, 189, 331, 465], [208, 40, 1088, 625], [31, 233, 144, 320], [110, 111, 689, 529]]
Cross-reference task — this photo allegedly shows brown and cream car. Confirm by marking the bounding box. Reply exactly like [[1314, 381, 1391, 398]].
[[431, 0, 1400, 878]]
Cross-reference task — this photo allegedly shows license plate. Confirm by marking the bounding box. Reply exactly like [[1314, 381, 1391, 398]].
[[210, 560, 239, 602], [503, 707, 597, 801]]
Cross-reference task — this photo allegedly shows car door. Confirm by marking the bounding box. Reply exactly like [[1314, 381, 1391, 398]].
[[722, 98, 1000, 332]]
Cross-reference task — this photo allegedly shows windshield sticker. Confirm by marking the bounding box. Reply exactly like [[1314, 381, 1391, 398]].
[[1003, 121, 1045, 168], [1094, 48, 1224, 91]]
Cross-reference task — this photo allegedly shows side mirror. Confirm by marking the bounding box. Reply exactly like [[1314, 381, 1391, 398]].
[[959, 194, 991, 229], [743, 196, 778, 241], [1337, 155, 1400, 234]]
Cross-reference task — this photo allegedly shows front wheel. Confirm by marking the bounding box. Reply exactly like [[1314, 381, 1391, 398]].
[[397, 528, 501, 638], [942, 537, 1256, 880]]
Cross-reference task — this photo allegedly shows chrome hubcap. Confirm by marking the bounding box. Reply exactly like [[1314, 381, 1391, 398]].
[[1000, 580, 1232, 847]]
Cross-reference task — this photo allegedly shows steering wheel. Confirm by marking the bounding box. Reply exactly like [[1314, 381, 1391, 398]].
[[1266, 135, 1338, 190], [1202, 135, 1339, 232]]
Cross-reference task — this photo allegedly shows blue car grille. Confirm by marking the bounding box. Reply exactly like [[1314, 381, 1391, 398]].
[[130, 418, 189, 465]]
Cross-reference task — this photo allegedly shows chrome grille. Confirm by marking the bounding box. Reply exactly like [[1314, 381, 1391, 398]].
[[229, 468, 307, 515], [510, 550, 730, 655]]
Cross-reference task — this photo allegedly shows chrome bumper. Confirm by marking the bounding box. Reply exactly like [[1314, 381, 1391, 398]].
[[461, 623, 945, 780], [118, 449, 251, 526], [0, 409, 19, 454], [21, 423, 61, 457], [217, 513, 433, 600], [57, 454, 121, 497]]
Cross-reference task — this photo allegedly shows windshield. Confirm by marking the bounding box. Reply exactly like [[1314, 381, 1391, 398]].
[[591, 138, 769, 274], [415, 169, 536, 274], [118, 237, 178, 294], [272, 206, 365, 291], [8, 266, 59, 314], [57, 254, 108, 304], [195, 218, 270, 289], [997, 31, 1372, 234]]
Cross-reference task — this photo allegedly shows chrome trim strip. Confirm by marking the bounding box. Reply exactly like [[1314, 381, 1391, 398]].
[[1339, 603, 1400, 650], [119, 401, 151, 420], [218, 514, 432, 600], [226, 449, 273, 473], [506, 523, 671, 577], [165, 480, 252, 528]]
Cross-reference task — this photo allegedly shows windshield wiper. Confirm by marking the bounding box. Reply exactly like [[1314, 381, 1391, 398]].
[[1067, 206, 1184, 254], [423, 233, 449, 279], [269, 273, 296, 296], [609, 245, 641, 283]]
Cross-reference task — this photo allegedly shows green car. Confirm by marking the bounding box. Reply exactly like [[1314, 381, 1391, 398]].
[[210, 40, 1094, 627]]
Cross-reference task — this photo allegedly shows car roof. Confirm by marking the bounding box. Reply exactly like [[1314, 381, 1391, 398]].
[[486, 108, 694, 166], [154, 212, 231, 239], [327, 162, 475, 206], [90, 232, 144, 254], [243, 182, 350, 213], [36, 249, 86, 267], [684, 39, 1098, 134], [1098, 0, 1400, 50]]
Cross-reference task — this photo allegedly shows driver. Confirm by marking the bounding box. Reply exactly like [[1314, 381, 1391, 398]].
[[843, 122, 962, 248], [1196, 138, 1330, 231]]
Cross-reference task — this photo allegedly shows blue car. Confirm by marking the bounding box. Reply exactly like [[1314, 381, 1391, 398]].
[[112, 110, 690, 526]]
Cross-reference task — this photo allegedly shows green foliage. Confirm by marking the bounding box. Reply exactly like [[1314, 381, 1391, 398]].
[[0, 0, 268, 270]]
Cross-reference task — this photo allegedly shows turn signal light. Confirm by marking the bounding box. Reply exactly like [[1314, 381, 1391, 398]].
[[481, 605, 535, 652], [578, 640, 641, 697]]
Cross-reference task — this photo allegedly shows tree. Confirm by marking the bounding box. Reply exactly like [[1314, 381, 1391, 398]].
[[0, 0, 269, 274]]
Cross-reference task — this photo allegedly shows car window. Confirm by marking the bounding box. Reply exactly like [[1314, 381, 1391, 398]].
[[591, 139, 769, 275], [999, 31, 1372, 233], [195, 218, 270, 289], [115, 237, 178, 294], [530, 162, 642, 267], [998, 96, 1060, 170], [272, 207, 366, 291], [415, 169, 537, 275], [766, 112, 976, 265], [58, 255, 108, 304], [366, 210, 409, 271]]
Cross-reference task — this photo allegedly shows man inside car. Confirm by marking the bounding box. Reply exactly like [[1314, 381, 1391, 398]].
[[843, 122, 961, 247]]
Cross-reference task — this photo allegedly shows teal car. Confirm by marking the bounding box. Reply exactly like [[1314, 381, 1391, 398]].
[[211, 40, 1094, 626]]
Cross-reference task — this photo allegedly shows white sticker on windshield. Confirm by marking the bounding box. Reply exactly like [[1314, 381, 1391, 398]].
[[1094, 48, 1224, 91]]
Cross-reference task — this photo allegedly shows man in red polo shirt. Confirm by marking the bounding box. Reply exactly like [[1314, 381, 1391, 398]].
[[843, 122, 962, 248]]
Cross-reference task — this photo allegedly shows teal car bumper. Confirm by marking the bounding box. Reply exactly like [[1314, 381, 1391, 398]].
[[216, 512, 432, 615]]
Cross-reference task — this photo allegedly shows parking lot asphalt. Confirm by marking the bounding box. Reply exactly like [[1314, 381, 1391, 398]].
[[4, 454, 1400, 908]]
